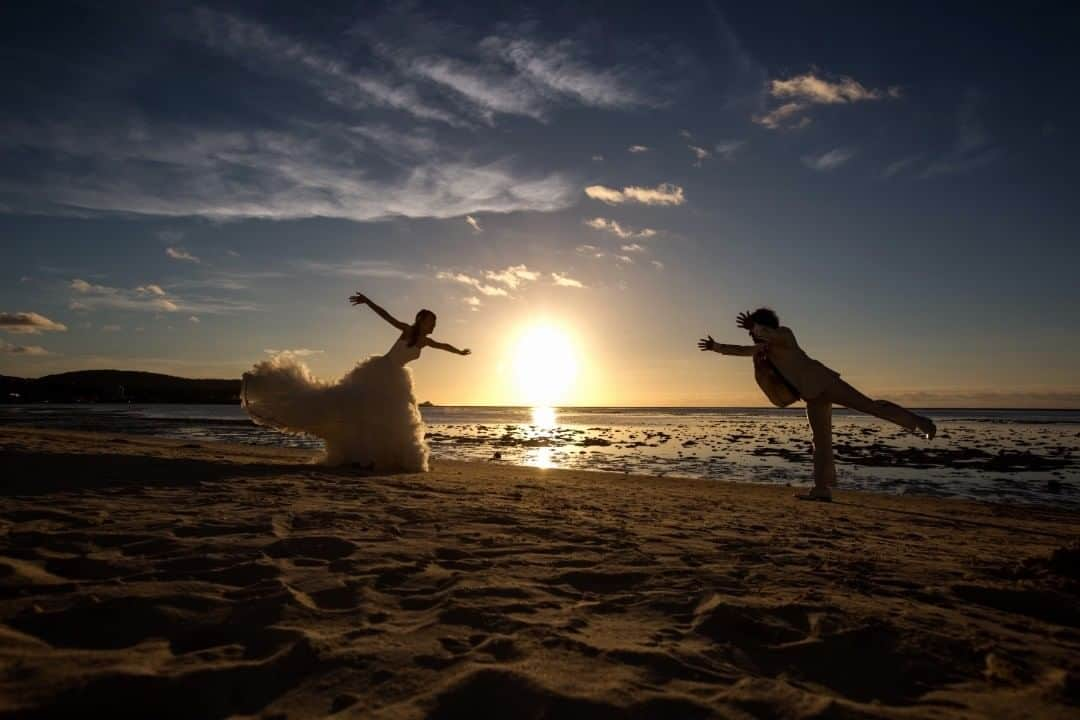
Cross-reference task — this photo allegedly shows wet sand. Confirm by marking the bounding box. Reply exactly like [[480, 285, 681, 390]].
[[1, 427, 1078, 718], [4, 405, 1077, 506]]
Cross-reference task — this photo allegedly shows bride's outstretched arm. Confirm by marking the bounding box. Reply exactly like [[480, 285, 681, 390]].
[[427, 339, 471, 356], [349, 292, 408, 331]]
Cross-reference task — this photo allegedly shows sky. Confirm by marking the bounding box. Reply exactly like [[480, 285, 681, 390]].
[[2, 1, 1079, 407]]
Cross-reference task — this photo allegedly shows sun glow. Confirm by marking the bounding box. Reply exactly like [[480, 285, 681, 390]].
[[512, 324, 578, 406]]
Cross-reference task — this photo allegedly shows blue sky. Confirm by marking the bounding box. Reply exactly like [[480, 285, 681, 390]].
[[2, 1, 1078, 406]]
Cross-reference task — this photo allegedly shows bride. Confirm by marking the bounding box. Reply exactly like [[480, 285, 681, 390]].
[[241, 292, 470, 471]]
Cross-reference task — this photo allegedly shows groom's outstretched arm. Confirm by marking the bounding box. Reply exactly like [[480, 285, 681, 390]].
[[698, 335, 763, 356], [714, 343, 764, 356]]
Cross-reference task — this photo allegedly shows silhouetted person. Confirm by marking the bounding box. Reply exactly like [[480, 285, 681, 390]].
[[699, 308, 936, 501], [241, 292, 470, 471]]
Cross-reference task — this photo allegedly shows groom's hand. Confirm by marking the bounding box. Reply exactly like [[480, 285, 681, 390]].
[[348, 292, 368, 306], [736, 311, 753, 331], [697, 335, 716, 351]]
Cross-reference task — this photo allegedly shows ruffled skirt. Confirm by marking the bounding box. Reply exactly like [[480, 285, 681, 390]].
[[241, 354, 429, 472]]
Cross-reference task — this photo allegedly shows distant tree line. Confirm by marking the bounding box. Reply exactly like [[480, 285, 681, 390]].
[[0, 371, 240, 404]]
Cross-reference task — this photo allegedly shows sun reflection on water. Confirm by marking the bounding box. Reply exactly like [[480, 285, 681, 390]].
[[526, 446, 556, 469], [530, 406, 557, 428], [521, 406, 559, 469]]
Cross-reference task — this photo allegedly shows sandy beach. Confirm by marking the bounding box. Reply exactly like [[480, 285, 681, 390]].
[[1, 427, 1077, 718]]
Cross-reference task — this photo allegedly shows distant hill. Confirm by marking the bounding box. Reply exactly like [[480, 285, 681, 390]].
[[0, 370, 241, 404]]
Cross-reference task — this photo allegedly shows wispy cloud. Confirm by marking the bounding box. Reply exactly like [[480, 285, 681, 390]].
[[576, 244, 606, 259], [628, 145, 649, 153], [582, 185, 625, 204], [353, 7, 649, 124], [882, 153, 925, 178], [169, 272, 286, 292], [265, 348, 323, 357], [921, 150, 999, 178], [0, 340, 51, 355], [0, 5, 672, 224], [754, 102, 812, 130], [440, 264, 584, 293], [650, 260, 665, 270], [714, 140, 745, 158], [688, 145, 710, 166], [802, 147, 856, 171], [390, 33, 649, 123], [1, 9, 590, 221], [404, 55, 544, 121], [1, 120, 579, 221], [192, 8, 459, 126], [584, 217, 657, 239], [621, 243, 646, 253], [69, 278, 257, 315], [484, 265, 540, 289], [465, 215, 482, 233], [301, 260, 417, 280], [0, 312, 67, 334], [551, 272, 585, 288], [435, 264, 542, 297], [435, 271, 509, 297], [481, 36, 647, 112], [71, 279, 179, 313], [755, 71, 899, 130], [771, 73, 899, 104], [920, 92, 999, 178], [585, 183, 685, 206], [884, 93, 1000, 180], [166, 247, 200, 263]]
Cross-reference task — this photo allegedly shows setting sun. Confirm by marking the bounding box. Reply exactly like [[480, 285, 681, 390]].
[[512, 324, 578, 406]]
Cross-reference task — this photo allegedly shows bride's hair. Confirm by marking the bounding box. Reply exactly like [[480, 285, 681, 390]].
[[749, 308, 779, 328], [408, 309, 437, 347]]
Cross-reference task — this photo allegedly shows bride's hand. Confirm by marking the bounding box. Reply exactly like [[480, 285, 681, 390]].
[[697, 335, 716, 351], [736, 311, 753, 331], [460, 348, 472, 356], [348, 292, 368, 306]]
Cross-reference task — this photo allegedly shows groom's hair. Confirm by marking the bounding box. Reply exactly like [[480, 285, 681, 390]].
[[749, 307, 779, 328]]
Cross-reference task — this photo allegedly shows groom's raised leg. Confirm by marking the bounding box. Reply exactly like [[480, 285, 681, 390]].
[[822, 379, 930, 435]]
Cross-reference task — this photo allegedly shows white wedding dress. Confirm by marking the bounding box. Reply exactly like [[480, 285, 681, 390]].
[[241, 336, 429, 471]]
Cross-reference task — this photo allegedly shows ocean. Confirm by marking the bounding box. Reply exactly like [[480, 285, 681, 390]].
[[1, 404, 1077, 507]]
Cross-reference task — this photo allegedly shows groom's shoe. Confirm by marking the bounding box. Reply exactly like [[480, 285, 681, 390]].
[[917, 417, 937, 441], [795, 486, 833, 502]]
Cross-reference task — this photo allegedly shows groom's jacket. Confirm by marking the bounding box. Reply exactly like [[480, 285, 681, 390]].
[[751, 325, 840, 401]]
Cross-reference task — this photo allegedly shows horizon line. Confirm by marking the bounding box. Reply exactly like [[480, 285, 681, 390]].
[[5, 371, 1079, 411]]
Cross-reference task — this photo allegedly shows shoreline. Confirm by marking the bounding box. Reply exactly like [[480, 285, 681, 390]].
[[2, 414, 1077, 509], [5, 400, 1080, 411], [2, 427, 1078, 718]]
